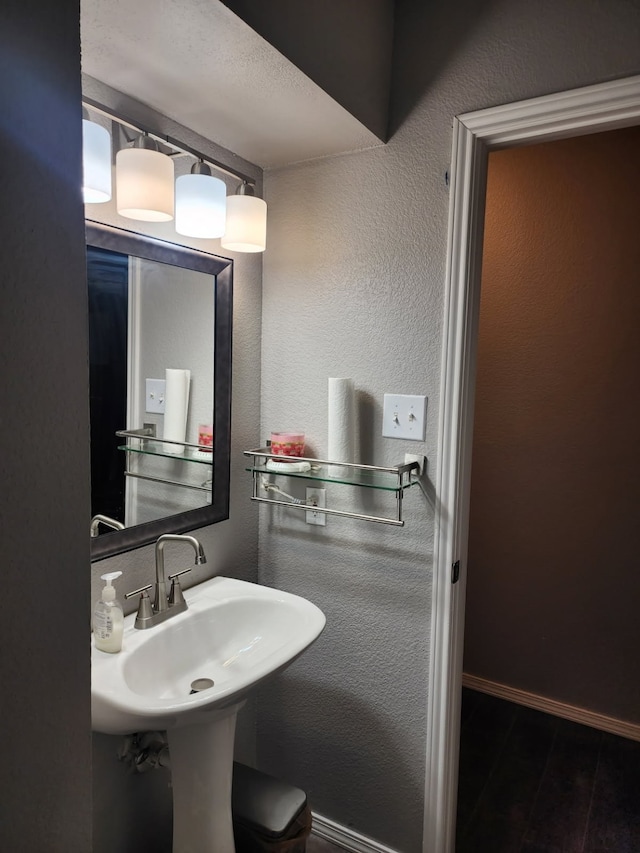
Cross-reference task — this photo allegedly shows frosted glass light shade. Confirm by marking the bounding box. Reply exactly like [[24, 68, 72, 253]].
[[221, 194, 267, 253], [82, 119, 112, 203], [116, 147, 174, 222], [175, 172, 226, 238]]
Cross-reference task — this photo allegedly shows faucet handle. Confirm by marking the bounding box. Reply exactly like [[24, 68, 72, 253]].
[[125, 585, 154, 629], [168, 569, 191, 581], [124, 584, 153, 599], [168, 569, 191, 607]]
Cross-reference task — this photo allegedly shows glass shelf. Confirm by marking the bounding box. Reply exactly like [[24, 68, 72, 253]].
[[116, 428, 214, 493], [244, 461, 416, 491], [118, 444, 213, 466], [243, 448, 420, 526]]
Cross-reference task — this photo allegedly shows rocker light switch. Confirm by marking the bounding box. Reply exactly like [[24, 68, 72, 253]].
[[382, 394, 427, 440]]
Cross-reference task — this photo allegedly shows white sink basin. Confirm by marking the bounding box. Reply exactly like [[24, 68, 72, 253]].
[[92, 575, 325, 852], [91, 576, 326, 735]]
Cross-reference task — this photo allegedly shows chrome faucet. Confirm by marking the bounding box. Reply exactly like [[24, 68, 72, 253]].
[[125, 533, 207, 630], [154, 534, 206, 612], [90, 514, 125, 537]]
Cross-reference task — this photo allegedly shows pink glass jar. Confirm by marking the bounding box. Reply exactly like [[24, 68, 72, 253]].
[[270, 432, 305, 457], [197, 424, 214, 452]]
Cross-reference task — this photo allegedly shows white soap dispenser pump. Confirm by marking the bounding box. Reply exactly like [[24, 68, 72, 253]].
[[93, 571, 124, 653]]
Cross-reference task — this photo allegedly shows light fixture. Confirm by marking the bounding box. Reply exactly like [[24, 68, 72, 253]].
[[83, 99, 268, 250], [221, 182, 267, 253], [82, 111, 112, 203], [116, 134, 174, 222], [175, 161, 226, 238]]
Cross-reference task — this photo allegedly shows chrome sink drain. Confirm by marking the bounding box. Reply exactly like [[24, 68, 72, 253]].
[[190, 677, 214, 694]]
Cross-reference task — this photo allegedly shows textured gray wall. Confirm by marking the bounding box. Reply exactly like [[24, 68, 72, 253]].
[[256, 1, 640, 851], [0, 0, 92, 849]]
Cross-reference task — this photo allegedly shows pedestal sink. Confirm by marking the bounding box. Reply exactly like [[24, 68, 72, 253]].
[[91, 576, 325, 853]]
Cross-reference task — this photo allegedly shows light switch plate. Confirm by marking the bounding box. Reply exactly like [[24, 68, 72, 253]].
[[145, 378, 166, 414], [382, 394, 427, 440]]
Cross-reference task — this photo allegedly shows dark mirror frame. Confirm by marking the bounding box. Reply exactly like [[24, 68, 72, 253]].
[[87, 221, 233, 562]]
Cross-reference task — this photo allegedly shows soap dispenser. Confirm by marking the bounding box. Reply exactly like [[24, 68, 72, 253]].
[[93, 571, 124, 653]]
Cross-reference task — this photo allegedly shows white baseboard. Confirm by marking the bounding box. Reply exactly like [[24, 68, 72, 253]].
[[311, 813, 400, 853], [462, 673, 640, 742]]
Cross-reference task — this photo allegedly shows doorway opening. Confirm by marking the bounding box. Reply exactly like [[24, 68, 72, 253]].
[[456, 126, 640, 850], [423, 75, 640, 853]]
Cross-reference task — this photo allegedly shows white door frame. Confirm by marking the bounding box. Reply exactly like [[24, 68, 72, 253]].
[[424, 74, 640, 853], [125, 257, 143, 527]]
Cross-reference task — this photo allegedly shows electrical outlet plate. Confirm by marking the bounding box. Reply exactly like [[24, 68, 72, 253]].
[[382, 394, 427, 440], [145, 378, 166, 414], [306, 488, 326, 526]]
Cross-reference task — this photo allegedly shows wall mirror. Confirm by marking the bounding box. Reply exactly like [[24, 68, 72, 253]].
[[87, 221, 232, 561]]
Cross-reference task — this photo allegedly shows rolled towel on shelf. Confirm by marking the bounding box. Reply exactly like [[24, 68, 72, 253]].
[[163, 368, 191, 454], [327, 377, 356, 476]]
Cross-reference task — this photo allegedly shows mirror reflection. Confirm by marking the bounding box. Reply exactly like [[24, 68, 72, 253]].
[[88, 247, 214, 526], [87, 222, 233, 562]]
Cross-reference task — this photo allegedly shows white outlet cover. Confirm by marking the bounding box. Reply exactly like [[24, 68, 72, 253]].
[[145, 378, 166, 414], [382, 394, 427, 440], [306, 488, 326, 526]]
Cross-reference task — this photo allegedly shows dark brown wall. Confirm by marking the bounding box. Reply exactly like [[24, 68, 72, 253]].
[[464, 126, 640, 724]]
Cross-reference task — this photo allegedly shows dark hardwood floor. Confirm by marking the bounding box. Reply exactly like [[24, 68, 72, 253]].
[[456, 688, 640, 852]]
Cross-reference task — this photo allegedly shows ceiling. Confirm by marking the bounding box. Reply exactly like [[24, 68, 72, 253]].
[[80, 0, 382, 170]]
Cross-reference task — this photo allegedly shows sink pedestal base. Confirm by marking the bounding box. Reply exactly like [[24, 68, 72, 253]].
[[167, 703, 242, 853]]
